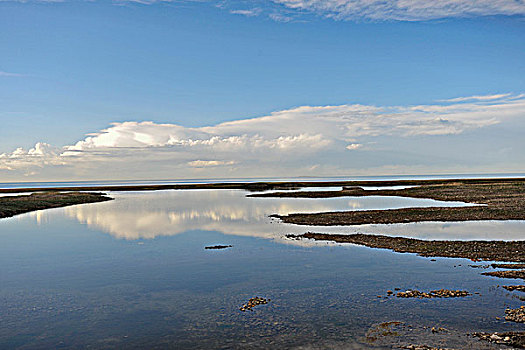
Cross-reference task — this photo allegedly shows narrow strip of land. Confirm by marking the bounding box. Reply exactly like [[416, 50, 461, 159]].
[[268, 180, 525, 225], [0, 192, 113, 219], [287, 232, 525, 262]]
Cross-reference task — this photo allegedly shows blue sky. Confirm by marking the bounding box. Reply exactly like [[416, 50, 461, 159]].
[[1, 0, 524, 180]]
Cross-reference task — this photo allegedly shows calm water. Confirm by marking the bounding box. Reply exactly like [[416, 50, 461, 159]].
[[1, 189, 524, 349]]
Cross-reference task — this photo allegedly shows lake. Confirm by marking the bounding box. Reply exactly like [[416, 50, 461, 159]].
[[1, 187, 524, 349]]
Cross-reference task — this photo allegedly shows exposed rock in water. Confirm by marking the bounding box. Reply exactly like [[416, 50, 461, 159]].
[[473, 331, 525, 348], [505, 306, 525, 323], [239, 297, 270, 312], [396, 289, 470, 299], [204, 245, 233, 250], [503, 285, 525, 293]]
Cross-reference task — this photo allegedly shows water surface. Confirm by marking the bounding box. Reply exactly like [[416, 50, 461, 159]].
[[1, 189, 524, 349]]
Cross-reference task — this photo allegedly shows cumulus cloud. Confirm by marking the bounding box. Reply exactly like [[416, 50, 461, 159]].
[[0, 143, 63, 171], [1, 93, 524, 180]]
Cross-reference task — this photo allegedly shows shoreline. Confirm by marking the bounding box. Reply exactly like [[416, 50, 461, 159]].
[[0, 192, 113, 219]]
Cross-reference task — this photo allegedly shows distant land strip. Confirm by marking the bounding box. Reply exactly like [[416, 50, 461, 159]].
[[0, 192, 113, 219], [0, 177, 524, 193]]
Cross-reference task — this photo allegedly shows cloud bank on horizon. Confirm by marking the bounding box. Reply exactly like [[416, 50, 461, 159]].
[[1, 93, 524, 181]]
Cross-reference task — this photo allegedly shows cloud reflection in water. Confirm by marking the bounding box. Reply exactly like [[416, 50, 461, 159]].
[[49, 189, 524, 242]]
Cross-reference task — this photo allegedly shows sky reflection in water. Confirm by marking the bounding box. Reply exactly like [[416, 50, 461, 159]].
[[32, 189, 522, 241]]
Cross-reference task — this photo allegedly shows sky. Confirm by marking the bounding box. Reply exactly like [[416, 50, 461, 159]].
[[0, 0, 524, 181]]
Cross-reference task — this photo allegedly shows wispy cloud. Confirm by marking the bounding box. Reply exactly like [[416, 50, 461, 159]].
[[271, 0, 525, 21], [440, 93, 513, 103], [1, 93, 524, 180], [4, 0, 524, 21], [0, 70, 25, 77], [230, 8, 262, 17]]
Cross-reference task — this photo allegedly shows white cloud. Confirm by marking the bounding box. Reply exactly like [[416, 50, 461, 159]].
[[346, 143, 362, 150], [272, 0, 525, 21], [230, 8, 262, 16], [1, 93, 524, 180], [0, 143, 64, 172], [440, 93, 513, 103]]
